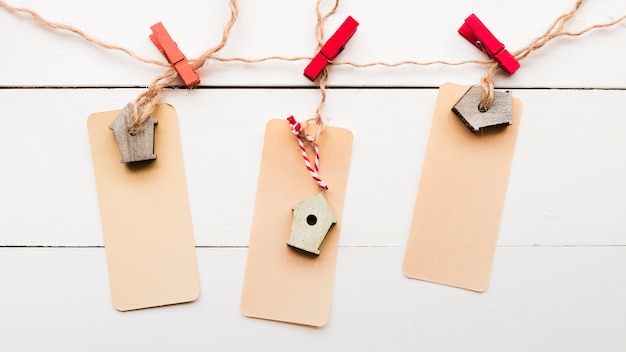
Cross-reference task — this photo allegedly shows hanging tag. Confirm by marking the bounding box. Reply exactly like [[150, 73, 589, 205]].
[[241, 119, 353, 327], [87, 104, 200, 311], [403, 83, 522, 292]]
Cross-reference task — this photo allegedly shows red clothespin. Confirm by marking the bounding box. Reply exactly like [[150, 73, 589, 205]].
[[458, 14, 520, 75], [149, 22, 200, 88], [304, 16, 359, 81]]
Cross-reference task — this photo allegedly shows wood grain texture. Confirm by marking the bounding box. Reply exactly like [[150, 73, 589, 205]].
[[0, 0, 624, 87], [0, 0, 625, 349], [452, 85, 513, 132], [0, 88, 625, 248], [0, 247, 625, 352], [287, 192, 337, 255], [108, 103, 157, 163]]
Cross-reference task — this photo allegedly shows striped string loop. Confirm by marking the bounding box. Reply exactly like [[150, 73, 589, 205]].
[[287, 116, 328, 191]]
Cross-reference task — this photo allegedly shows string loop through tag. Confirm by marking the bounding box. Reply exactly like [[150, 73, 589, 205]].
[[288, 116, 328, 191]]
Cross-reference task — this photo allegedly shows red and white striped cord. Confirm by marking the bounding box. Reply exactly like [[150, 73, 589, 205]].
[[287, 116, 328, 191]]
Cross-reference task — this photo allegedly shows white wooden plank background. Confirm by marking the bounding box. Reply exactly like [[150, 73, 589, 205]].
[[1, 0, 625, 351]]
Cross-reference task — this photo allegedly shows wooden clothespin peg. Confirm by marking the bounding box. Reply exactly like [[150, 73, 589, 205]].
[[149, 22, 200, 88], [287, 193, 336, 255], [304, 16, 359, 81], [458, 14, 520, 74], [109, 103, 157, 163]]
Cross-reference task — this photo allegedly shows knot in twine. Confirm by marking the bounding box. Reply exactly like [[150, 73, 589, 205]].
[[289, 116, 305, 138], [129, 0, 240, 132]]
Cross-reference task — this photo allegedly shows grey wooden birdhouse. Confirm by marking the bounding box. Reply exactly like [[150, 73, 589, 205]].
[[109, 102, 157, 163], [287, 192, 337, 255], [452, 85, 513, 132]]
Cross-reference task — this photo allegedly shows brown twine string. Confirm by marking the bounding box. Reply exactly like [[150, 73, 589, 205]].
[[478, 0, 626, 111], [0, 0, 311, 68], [129, 70, 178, 133], [213, 55, 311, 64], [2, 0, 625, 124], [334, 58, 491, 68], [130, 0, 240, 131], [315, 0, 340, 51], [302, 0, 340, 140], [309, 68, 329, 141], [189, 0, 239, 71], [0, 0, 167, 67]]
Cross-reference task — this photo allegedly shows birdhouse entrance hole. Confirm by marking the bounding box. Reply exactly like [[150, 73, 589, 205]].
[[306, 214, 317, 226]]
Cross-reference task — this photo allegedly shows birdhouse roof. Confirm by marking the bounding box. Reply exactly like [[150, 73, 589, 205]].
[[109, 103, 157, 163], [292, 193, 336, 224]]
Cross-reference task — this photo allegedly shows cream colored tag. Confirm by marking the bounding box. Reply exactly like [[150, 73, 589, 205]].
[[241, 119, 353, 327], [403, 83, 522, 292], [87, 104, 200, 311]]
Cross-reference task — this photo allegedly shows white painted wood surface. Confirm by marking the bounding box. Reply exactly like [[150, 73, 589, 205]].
[[1, 0, 625, 350]]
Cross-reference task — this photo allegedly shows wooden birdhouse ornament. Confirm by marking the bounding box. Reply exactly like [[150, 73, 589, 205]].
[[109, 102, 157, 163], [287, 192, 336, 255], [452, 85, 513, 132], [452, 14, 517, 132]]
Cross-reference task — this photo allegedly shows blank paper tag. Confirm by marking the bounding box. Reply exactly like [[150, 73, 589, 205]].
[[403, 83, 522, 292], [87, 104, 200, 311], [241, 119, 353, 327]]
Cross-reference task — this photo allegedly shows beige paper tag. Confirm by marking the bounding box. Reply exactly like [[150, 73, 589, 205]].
[[403, 83, 522, 292], [87, 104, 200, 311], [241, 119, 353, 327]]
